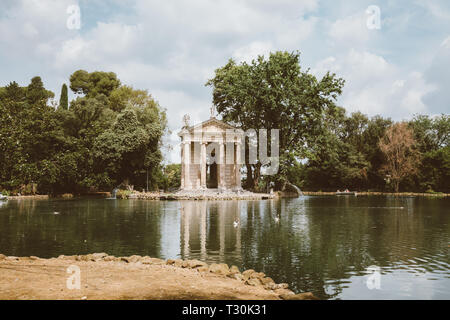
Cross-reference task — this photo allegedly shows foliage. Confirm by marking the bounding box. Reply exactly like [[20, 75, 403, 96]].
[[378, 122, 421, 192], [0, 71, 167, 194], [115, 189, 132, 199], [59, 84, 68, 110], [160, 164, 181, 191], [206, 51, 345, 191]]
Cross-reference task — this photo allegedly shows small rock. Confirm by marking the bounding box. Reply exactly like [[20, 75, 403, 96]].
[[81, 296, 87, 300], [261, 277, 275, 285], [274, 288, 294, 296], [209, 263, 230, 276], [30, 256, 40, 260], [102, 255, 115, 262], [91, 253, 108, 261], [58, 255, 76, 261], [174, 259, 184, 267], [274, 283, 289, 289], [142, 257, 165, 265], [264, 282, 278, 290], [19, 257, 33, 261], [245, 278, 261, 286], [79, 255, 92, 262], [121, 255, 141, 263], [181, 260, 190, 268], [242, 269, 255, 280], [250, 272, 265, 279], [0, 254, 6, 260], [280, 292, 319, 300], [187, 259, 207, 269], [229, 265, 240, 274], [128, 255, 142, 263], [231, 273, 244, 281], [166, 259, 176, 265], [197, 266, 209, 273], [7, 256, 19, 261]]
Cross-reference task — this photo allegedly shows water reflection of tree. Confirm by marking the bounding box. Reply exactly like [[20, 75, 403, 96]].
[[238, 197, 449, 300], [0, 199, 165, 258]]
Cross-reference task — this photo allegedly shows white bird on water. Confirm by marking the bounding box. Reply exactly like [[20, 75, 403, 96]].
[[53, 212, 60, 215], [233, 220, 239, 228]]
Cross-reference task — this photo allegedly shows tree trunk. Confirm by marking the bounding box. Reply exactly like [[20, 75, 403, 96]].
[[394, 180, 400, 193], [252, 163, 262, 191], [245, 164, 254, 190]]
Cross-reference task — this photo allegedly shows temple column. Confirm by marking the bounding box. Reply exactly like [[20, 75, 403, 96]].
[[235, 142, 242, 190], [180, 142, 185, 189], [219, 141, 225, 190], [184, 141, 191, 190], [200, 142, 207, 189]]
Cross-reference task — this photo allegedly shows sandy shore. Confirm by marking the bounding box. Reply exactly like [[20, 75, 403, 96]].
[[0, 254, 317, 300]]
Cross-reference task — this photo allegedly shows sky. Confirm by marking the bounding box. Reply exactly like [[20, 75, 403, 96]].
[[0, 0, 449, 163]]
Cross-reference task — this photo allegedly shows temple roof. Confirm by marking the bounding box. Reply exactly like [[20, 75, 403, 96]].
[[178, 116, 240, 136]]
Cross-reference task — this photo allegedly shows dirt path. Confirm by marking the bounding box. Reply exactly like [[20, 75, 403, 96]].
[[0, 254, 317, 300]]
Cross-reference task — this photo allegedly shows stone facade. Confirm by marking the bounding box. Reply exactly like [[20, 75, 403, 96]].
[[178, 114, 243, 191]]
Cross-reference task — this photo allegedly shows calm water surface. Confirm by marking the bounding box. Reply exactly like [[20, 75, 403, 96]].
[[0, 196, 448, 299]]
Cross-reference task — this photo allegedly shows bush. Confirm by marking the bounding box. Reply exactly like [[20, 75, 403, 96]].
[[116, 189, 132, 199]]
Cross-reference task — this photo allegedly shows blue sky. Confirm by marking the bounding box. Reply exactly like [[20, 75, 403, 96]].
[[0, 0, 449, 162]]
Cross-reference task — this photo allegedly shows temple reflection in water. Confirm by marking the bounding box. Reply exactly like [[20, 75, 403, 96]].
[[179, 201, 242, 262]]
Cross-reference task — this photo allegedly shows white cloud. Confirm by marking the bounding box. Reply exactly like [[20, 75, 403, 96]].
[[314, 49, 436, 119], [232, 41, 274, 63], [423, 35, 450, 114], [328, 12, 370, 48], [0, 0, 448, 163]]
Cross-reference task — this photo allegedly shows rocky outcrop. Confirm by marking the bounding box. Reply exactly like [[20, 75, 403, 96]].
[[0, 253, 319, 300], [123, 190, 275, 200]]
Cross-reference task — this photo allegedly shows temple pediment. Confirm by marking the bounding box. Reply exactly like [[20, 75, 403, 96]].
[[178, 117, 239, 136]]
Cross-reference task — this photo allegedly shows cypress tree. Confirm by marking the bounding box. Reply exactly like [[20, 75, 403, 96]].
[[59, 83, 68, 110]]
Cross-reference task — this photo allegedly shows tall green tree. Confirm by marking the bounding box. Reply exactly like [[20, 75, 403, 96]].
[[69, 70, 121, 97], [206, 51, 345, 191], [408, 114, 450, 192], [59, 83, 68, 110]]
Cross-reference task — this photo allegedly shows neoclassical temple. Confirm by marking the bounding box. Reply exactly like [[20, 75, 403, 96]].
[[178, 110, 243, 191]]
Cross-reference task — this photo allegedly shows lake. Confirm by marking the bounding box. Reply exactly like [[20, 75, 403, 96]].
[[0, 196, 448, 299]]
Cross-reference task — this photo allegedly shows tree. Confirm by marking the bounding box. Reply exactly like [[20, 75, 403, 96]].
[[59, 84, 69, 110], [409, 114, 449, 191], [206, 51, 344, 191], [26, 76, 54, 105], [378, 122, 421, 192], [304, 108, 370, 190], [0, 72, 167, 195], [70, 70, 121, 97]]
